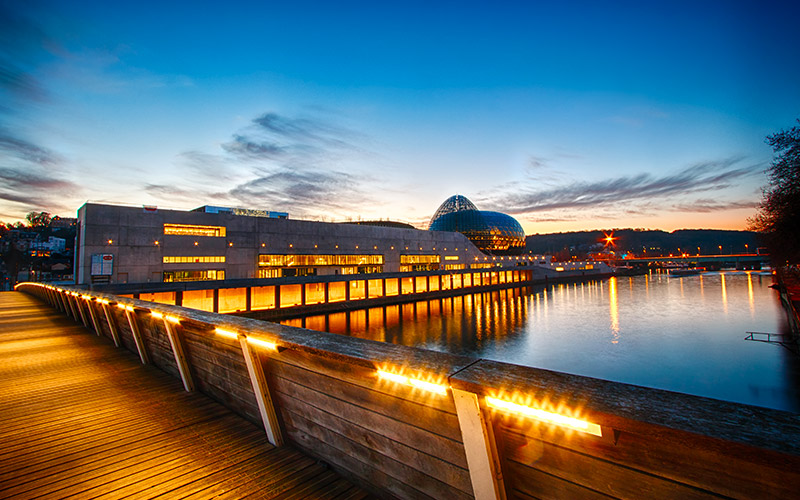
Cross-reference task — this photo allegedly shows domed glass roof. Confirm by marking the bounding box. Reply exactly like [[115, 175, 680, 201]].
[[430, 195, 478, 222], [428, 195, 525, 255]]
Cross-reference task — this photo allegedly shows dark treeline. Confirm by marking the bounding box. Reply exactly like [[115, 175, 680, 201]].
[[525, 229, 760, 257]]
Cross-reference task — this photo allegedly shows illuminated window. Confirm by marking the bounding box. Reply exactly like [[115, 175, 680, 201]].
[[163, 256, 226, 263], [471, 263, 493, 269], [444, 264, 466, 270], [163, 269, 225, 282], [164, 223, 226, 237], [257, 269, 282, 278], [258, 254, 384, 267], [400, 255, 441, 271], [444, 256, 460, 261], [400, 255, 441, 264]]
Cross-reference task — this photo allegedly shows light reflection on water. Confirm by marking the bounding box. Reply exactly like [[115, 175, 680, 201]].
[[283, 271, 799, 412]]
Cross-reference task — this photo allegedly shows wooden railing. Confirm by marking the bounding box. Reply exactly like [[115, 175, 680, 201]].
[[17, 282, 800, 499]]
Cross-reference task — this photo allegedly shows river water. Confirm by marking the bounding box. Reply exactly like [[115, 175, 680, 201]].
[[282, 270, 799, 412]]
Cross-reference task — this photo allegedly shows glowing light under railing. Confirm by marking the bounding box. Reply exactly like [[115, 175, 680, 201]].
[[99, 299, 110, 305], [151, 311, 164, 319], [377, 369, 448, 396], [485, 396, 602, 437], [247, 337, 278, 351], [215, 328, 239, 340], [165, 315, 181, 324]]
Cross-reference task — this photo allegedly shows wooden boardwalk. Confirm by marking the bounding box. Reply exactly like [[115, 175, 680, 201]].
[[0, 292, 369, 500]]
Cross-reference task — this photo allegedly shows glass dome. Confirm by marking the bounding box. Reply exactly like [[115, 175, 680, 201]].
[[428, 196, 525, 255], [430, 195, 478, 222]]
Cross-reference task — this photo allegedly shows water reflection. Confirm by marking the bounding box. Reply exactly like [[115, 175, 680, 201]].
[[282, 272, 798, 412], [721, 272, 728, 313], [608, 277, 620, 343]]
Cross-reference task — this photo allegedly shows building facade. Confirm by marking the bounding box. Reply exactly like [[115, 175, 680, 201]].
[[76, 203, 534, 286]]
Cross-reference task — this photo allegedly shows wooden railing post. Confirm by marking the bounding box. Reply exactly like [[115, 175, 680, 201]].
[[86, 299, 103, 337], [101, 302, 122, 347], [74, 295, 90, 328], [452, 388, 507, 500], [163, 318, 194, 392], [239, 335, 283, 447], [64, 293, 76, 319], [124, 308, 150, 364]]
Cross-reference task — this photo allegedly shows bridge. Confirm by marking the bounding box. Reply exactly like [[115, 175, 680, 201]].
[[0, 291, 369, 499], [5, 282, 800, 499], [622, 253, 769, 270]]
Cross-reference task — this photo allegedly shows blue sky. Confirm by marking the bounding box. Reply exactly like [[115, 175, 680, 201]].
[[2, 0, 798, 233]]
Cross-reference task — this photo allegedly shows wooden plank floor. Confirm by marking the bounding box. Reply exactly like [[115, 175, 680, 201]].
[[0, 292, 370, 500]]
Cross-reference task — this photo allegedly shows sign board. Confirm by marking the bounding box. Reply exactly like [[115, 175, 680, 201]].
[[91, 253, 114, 276]]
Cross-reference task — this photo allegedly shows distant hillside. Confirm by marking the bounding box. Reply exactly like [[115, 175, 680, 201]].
[[525, 229, 761, 256]]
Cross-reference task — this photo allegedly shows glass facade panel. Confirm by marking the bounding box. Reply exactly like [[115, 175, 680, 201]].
[[329, 282, 347, 302], [415, 276, 427, 293], [219, 287, 246, 313], [280, 284, 302, 308], [139, 291, 176, 305], [305, 283, 325, 305], [429, 276, 440, 292], [350, 280, 366, 300], [251, 286, 276, 310], [385, 278, 399, 296], [368, 279, 383, 299], [401, 277, 414, 294], [183, 289, 214, 311]]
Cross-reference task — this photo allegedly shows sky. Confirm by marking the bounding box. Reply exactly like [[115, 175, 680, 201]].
[[1, 0, 799, 234]]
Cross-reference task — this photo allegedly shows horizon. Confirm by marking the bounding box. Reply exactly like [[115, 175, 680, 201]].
[[2, 1, 799, 233]]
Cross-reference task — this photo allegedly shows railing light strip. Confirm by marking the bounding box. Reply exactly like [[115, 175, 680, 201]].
[[377, 370, 448, 396], [215, 328, 239, 340], [247, 337, 278, 351], [485, 396, 602, 436]]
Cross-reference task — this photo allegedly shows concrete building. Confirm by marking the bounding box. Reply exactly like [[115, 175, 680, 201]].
[[76, 203, 534, 286]]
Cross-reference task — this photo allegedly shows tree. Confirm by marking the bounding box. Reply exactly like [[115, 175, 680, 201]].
[[748, 120, 800, 266], [25, 211, 52, 228]]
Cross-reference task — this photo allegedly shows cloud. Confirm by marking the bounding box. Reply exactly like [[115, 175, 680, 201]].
[[672, 199, 757, 213], [0, 164, 80, 211], [166, 111, 381, 218], [221, 112, 362, 166], [228, 166, 375, 216], [481, 157, 762, 215], [0, 130, 62, 166]]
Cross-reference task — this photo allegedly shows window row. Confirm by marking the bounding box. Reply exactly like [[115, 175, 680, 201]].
[[163, 256, 225, 263], [163, 223, 226, 237], [163, 269, 225, 282], [258, 254, 384, 267]]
